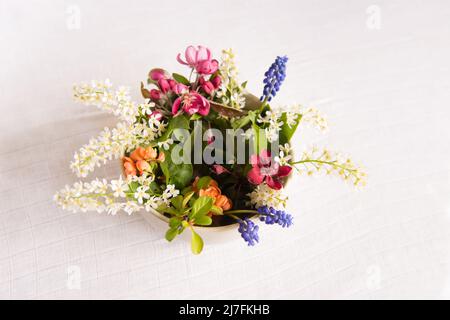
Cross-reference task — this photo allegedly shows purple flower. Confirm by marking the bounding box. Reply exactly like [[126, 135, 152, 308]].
[[258, 206, 293, 228], [260, 56, 288, 102], [238, 218, 259, 246]]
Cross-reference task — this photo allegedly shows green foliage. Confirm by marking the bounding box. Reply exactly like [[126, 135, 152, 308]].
[[210, 205, 223, 215], [190, 228, 204, 255], [196, 176, 212, 189], [155, 114, 190, 144], [172, 73, 190, 85], [194, 215, 212, 226], [165, 228, 179, 242], [190, 196, 214, 220], [159, 146, 193, 189], [231, 111, 256, 129], [279, 112, 302, 145]]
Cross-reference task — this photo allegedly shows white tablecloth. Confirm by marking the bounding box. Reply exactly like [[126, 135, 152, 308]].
[[1, 0, 449, 299]]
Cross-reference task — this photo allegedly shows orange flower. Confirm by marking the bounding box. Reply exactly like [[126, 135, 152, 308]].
[[192, 176, 218, 192], [130, 146, 158, 162], [192, 177, 232, 211], [156, 151, 165, 162], [123, 157, 137, 177], [135, 160, 150, 173], [215, 195, 232, 211], [199, 186, 221, 198]]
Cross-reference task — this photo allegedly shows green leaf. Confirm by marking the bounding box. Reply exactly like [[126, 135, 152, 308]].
[[170, 195, 183, 210], [161, 206, 179, 216], [210, 205, 223, 215], [231, 111, 256, 129], [159, 161, 170, 184], [182, 191, 195, 208], [196, 176, 212, 190], [169, 218, 181, 229], [190, 114, 202, 121], [172, 73, 190, 86], [171, 164, 193, 190], [190, 228, 204, 255], [160, 146, 193, 189], [165, 228, 178, 242], [140, 82, 151, 99], [182, 220, 190, 228], [194, 215, 212, 226], [279, 113, 302, 145], [191, 196, 213, 218], [156, 114, 190, 144]]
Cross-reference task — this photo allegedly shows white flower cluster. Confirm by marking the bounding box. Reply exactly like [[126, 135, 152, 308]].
[[257, 105, 328, 143], [257, 110, 284, 142], [71, 117, 166, 178], [54, 175, 180, 215], [296, 146, 366, 186], [247, 183, 288, 210], [71, 122, 136, 177], [274, 143, 293, 166], [288, 104, 328, 132], [73, 79, 139, 123], [216, 49, 246, 110]]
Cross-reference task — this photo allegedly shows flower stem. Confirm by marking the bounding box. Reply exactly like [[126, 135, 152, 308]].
[[290, 159, 357, 173]]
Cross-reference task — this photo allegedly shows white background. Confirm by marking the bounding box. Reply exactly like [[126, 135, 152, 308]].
[[1, 0, 449, 299]]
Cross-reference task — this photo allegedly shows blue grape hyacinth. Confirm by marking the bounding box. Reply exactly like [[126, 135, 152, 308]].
[[260, 55, 288, 102], [258, 206, 293, 228], [238, 218, 259, 246]]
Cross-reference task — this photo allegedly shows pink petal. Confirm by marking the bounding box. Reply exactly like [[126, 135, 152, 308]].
[[249, 154, 260, 166], [196, 45, 211, 62], [176, 53, 188, 65], [149, 68, 167, 81], [209, 59, 219, 73], [212, 165, 230, 175], [183, 103, 199, 115], [172, 97, 181, 115], [259, 149, 272, 166], [247, 167, 264, 185], [185, 46, 197, 66], [277, 165, 292, 178], [197, 101, 210, 116], [266, 176, 283, 190]]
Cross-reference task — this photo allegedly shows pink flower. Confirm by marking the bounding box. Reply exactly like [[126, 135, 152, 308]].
[[199, 77, 215, 95], [247, 150, 292, 190], [158, 78, 171, 93], [150, 89, 161, 101], [172, 92, 210, 116], [196, 59, 219, 75], [170, 81, 189, 95], [177, 45, 219, 75], [210, 76, 222, 89], [149, 68, 168, 81], [212, 164, 230, 175]]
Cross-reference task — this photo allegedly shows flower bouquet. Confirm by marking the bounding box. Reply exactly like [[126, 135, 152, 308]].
[[55, 45, 365, 254]]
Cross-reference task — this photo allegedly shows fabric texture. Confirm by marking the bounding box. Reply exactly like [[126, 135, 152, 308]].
[[0, 0, 449, 299]]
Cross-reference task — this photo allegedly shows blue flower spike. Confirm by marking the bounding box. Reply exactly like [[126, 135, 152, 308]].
[[238, 218, 260, 246], [260, 56, 288, 102], [258, 206, 293, 228]]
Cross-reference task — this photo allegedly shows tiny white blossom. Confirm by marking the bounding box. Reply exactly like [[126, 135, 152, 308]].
[[247, 183, 288, 209], [110, 176, 128, 198], [158, 138, 174, 150], [162, 184, 179, 202], [134, 186, 150, 204]]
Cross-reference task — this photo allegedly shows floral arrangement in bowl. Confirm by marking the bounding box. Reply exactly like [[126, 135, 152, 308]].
[[54, 45, 366, 254]]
